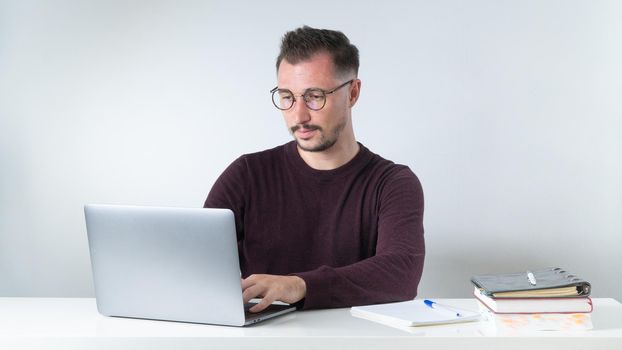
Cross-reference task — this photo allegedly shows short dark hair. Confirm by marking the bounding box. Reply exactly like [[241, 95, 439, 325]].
[[276, 26, 359, 77]]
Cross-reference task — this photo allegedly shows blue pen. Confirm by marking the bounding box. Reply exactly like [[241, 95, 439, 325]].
[[424, 299, 463, 317]]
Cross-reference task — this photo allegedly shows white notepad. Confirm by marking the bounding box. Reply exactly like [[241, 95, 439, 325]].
[[351, 300, 482, 327]]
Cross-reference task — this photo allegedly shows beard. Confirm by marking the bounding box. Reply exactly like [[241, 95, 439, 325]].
[[291, 122, 346, 153]]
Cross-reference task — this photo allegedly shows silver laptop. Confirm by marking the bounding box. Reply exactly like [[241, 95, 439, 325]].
[[84, 204, 296, 326]]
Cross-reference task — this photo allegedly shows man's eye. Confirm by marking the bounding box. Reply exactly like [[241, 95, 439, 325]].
[[307, 93, 323, 101]]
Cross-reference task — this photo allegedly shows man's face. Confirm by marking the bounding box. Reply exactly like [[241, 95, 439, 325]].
[[276, 52, 354, 153]]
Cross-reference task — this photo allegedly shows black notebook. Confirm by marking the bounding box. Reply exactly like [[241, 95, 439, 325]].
[[471, 267, 591, 299]]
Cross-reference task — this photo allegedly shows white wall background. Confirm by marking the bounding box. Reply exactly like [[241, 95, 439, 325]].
[[1, 0, 620, 300]]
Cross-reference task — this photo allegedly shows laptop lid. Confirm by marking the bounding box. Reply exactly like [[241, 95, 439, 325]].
[[84, 204, 294, 326]]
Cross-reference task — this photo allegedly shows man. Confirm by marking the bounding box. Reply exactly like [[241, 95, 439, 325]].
[[204, 26, 424, 312]]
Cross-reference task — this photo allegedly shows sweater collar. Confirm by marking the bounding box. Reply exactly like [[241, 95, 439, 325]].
[[285, 141, 374, 180]]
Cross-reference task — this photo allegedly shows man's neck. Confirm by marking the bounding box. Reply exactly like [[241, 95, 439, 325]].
[[297, 139, 360, 171]]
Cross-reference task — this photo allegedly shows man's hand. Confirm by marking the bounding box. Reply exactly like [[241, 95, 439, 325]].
[[241, 274, 306, 313]]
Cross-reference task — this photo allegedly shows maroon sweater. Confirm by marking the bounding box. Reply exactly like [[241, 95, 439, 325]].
[[204, 141, 425, 309]]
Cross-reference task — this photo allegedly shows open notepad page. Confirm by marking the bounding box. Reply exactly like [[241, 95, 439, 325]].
[[351, 300, 482, 327]]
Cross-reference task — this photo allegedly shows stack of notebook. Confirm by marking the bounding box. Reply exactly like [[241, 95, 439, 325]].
[[471, 267, 592, 314]]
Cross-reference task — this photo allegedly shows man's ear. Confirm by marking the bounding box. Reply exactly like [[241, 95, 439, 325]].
[[349, 79, 361, 107]]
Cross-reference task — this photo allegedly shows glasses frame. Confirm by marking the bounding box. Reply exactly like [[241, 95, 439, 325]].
[[270, 79, 354, 111]]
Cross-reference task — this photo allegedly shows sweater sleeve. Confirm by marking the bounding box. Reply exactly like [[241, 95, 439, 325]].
[[293, 167, 425, 309], [203, 156, 248, 242]]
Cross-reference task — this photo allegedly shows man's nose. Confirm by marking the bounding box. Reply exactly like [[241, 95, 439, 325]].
[[291, 98, 312, 125]]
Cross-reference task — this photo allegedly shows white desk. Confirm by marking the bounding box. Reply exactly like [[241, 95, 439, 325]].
[[1, 298, 621, 350]]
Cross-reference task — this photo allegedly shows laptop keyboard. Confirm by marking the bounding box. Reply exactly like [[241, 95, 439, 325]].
[[244, 302, 271, 318], [244, 302, 293, 321]]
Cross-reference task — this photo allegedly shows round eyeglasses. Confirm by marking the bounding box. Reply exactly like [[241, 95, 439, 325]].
[[270, 79, 354, 111]]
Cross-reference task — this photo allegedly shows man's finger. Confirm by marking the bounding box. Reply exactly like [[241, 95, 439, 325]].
[[241, 274, 260, 290], [242, 284, 265, 304], [249, 295, 275, 313]]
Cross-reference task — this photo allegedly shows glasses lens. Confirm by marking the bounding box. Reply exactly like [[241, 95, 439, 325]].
[[272, 90, 294, 110], [304, 89, 326, 110]]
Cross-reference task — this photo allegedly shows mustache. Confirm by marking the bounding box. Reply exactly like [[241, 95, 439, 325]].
[[290, 124, 322, 133]]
